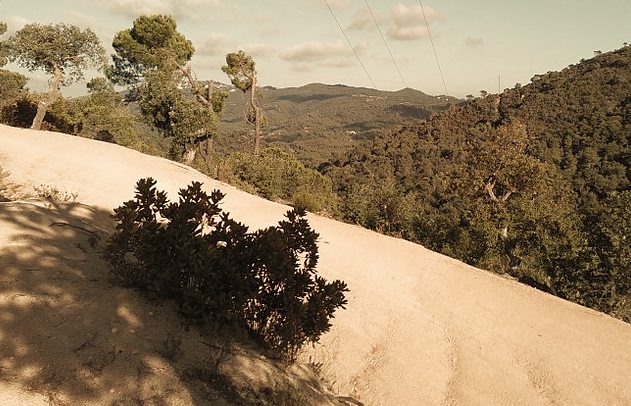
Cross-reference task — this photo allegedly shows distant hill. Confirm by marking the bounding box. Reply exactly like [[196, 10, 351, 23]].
[[217, 83, 458, 167]]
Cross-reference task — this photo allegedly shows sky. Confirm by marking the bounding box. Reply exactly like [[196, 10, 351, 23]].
[[0, 0, 630, 98]]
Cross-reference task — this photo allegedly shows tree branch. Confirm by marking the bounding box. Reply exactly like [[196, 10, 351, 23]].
[[176, 63, 210, 107], [484, 178, 498, 202], [500, 190, 514, 202]]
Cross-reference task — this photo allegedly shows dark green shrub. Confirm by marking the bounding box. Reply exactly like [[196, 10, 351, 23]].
[[0, 93, 37, 128], [244, 209, 348, 359], [0, 69, 28, 123], [105, 178, 348, 360]]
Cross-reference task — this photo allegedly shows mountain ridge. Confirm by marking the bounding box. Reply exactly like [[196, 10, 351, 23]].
[[217, 82, 458, 167]]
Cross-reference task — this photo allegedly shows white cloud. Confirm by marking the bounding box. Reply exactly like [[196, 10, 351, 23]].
[[242, 43, 275, 58], [104, 0, 221, 21], [388, 26, 428, 41], [280, 41, 364, 62], [347, 8, 385, 31], [392, 4, 441, 27], [196, 33, 233, 57], [280, 41, 367, 71], [387, 3, 442, 41]]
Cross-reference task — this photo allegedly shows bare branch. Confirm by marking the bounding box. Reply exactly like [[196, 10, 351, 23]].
[[176, 63, 210, 107], [484, 178, 498, 202]]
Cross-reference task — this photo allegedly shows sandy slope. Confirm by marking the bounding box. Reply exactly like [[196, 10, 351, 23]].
[[1, 124, 630, 405]]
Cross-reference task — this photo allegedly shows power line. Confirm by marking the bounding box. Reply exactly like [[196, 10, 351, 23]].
[[417, 0, 449, 96], [322, 0, 376, 88], [364, 0, 407, 88]]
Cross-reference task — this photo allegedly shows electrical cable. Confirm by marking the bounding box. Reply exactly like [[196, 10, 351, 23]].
[[322, 0, 376, 88], [417, 0, 449, 95], [364, 0, 407, 88]]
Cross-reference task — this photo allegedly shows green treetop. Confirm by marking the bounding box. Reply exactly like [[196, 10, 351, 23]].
[[223, 50, 263, 154], [111, 15, 226, 164], [5, 23, 105, 130]]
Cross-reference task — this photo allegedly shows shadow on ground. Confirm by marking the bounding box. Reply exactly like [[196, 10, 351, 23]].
[[0, 197, 342, 405]]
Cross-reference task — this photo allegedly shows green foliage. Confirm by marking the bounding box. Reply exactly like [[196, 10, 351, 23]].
[[340, 177, 416, 237], [222, 50, 255, 92], [327, 46, 631, 319], [589, 190, 631, 319], [110, 15, 193, 85], [71, 77, 150, 149], [139, 69, 216, 158], [111, 15, 222, 162], [5, 23, 105, 84], [105, 178, 348, 360], [222, 50, 263, 153], [0, 69, 28, 116], [5, 22, 106, 129], [0, 93, 37, 127], [0, 21, 8, 66], [0, 93, 75, 131], [220, 148, 337, 213], [217, 83, 456, 168]]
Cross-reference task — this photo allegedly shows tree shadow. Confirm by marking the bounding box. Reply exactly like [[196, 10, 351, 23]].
[[0, 198, 215, 404], [179, 344, 343, 405], [0, 197, 342, 405]]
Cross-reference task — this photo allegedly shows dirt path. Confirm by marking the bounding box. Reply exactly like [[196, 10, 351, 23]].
[[1, 125, 631, 405]]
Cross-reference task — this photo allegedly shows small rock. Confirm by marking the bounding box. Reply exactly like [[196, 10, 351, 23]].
[[111, 327, 119, 334]]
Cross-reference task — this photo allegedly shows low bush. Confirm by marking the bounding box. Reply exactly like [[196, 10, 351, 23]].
[[105, 178, 348, 360], [218, 148, 338, 214], [33, 184, 78, 202]]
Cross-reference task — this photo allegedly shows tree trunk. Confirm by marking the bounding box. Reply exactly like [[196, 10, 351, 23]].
[[200, 138, 213, 165], [250, 76, 261, 155], [31, 101, 49, 130], [198, 138, 216, 176], [31, 64, 63, 130], [182, 148, 196, 165]]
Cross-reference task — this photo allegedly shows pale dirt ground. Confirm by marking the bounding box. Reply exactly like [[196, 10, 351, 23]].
[[1, 124, 630, 405]]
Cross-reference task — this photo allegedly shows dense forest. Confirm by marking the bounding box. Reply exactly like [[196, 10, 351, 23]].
[[325, 46, 631, 320], [1, 16, 629, 322]]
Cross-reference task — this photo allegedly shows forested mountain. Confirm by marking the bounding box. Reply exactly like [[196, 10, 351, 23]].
[[325, 46, 631, 320], [217, 83, 457, 167]]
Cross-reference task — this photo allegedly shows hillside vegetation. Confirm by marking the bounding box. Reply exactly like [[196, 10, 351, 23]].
[[218, 83, 457, 167], [326, 46, 631, 320]]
